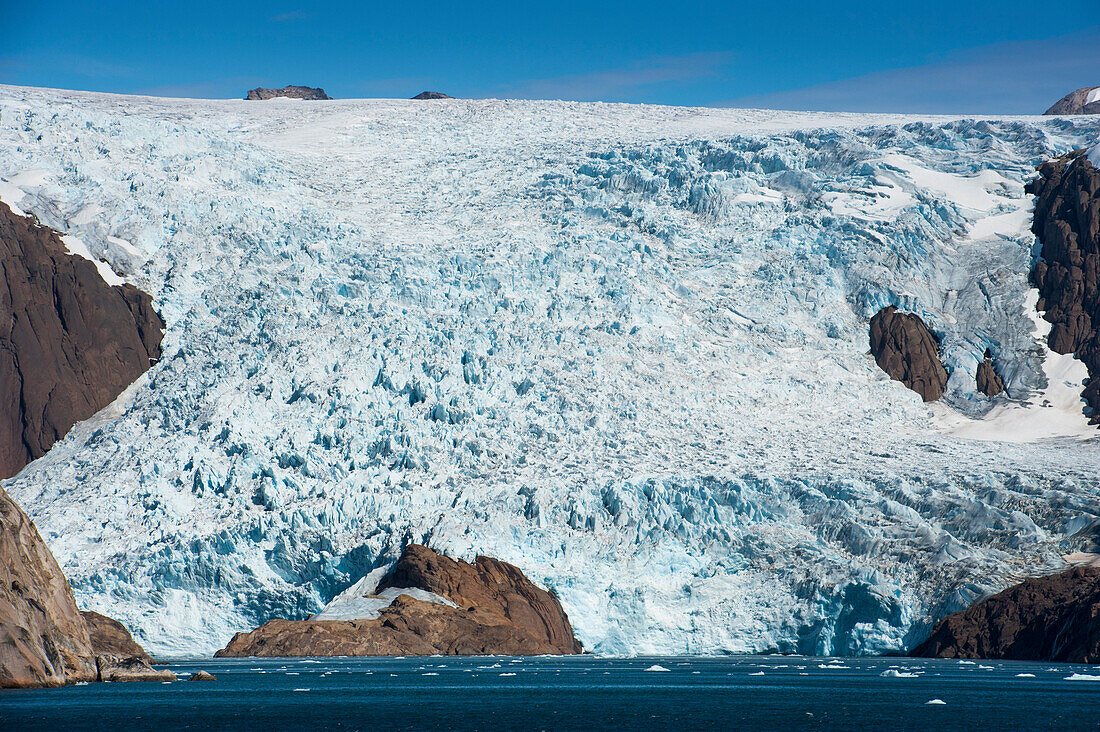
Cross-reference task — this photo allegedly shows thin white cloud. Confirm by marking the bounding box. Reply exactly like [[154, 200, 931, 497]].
[[722, 27, 1100, 114], [501, 52, 734, 102], [271, 10, 308, 22]]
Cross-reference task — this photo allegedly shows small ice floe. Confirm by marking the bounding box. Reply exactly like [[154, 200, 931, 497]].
[[293, 688, 310, 692], [1064, 673, 1100, 681], [818, 663, 849, 670], [644, 665, 670, 672], [286, 672, 300, 676], [748, 671, 765, 676], [422, 672, 439, 676], [880, 670, 919, 678], [925, 699, 947, 705], [1015, 673, 1036, 678], [75, 681, 89, 686], [957, 660, 976, 665], [499, 672, 517, 677], [978, 665, 994, 670], [510, 659, 522, 663]]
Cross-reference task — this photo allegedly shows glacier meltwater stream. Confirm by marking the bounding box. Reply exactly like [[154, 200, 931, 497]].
[[1, 86, 1099, 658]]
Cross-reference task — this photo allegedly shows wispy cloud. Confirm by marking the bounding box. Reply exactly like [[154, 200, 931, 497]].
[[500, 52, 734, 102], [722, 27, 1100, 114], [271, 10, 308, 22], [0, 52, 135, 80], [130, 76, 268, 99]]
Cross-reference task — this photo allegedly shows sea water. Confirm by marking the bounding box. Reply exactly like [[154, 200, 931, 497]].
[[2, 655, 1098, 730]]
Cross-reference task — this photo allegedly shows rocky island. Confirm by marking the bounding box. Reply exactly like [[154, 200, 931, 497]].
[[217, 544, 582, 657]]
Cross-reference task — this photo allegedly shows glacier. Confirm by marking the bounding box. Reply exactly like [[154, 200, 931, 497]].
[[1, 85, 1100, 657]]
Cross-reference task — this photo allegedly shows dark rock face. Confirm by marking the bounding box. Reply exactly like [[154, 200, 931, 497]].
[[869, 306, 949, 401], [910, 567, 1100, 662], [0, 484, 97, 688], [0, 202, 163, 479], [216, 544, 582, 657], [976, 350, 1005, 397], [1027, 150, 1100, 420], [246, 85, 331, 101], [411, 91, 453, 100], [1043, 87, 1100, 115]]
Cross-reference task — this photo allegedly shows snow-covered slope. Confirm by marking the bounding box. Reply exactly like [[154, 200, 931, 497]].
[[2, 86, 1099, 657]]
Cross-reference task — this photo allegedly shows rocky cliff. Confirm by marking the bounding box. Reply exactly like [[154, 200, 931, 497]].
[[869, 306, 949, 401], [0, 484, 170, 687], [0, 484, 97, 687], [1028, 150, 1100, 421], [246, 85, 331, 101], [216, 544, 582, 657], [976, 350, 1005, 397], [0, 201, 163, 479], [910, 566, 1100, 662], [1043, 87, 1100, 115], [411, 91, 453, 100]]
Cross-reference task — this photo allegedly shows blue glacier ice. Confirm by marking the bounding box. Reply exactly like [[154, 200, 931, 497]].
[[1, 86, 1099, 656]]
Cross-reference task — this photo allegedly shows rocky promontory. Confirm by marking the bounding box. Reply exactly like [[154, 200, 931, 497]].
[[910, 566, 1100, 662], [217, 544, 582, 657], [246, 85, 331, 100], [0, 201, 163, 479], [411, 91, 453, 100], [869, 306, 949, 401], [1, 484, 168, 687], [1028, 149, 1100, 421], [1043, 86, 1100, 115]]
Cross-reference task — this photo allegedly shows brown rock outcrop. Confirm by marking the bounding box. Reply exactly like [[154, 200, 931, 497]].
[[246, 85, 331, 100], [0, 201, 164, 479], [1028, 150, 1100, 421], [976, 350, 1005, 397], [1, 484, 170, 687], [0, 484, 97, 688], [216, 544, 582, 657], [869, 306, 949, 401], [1043, 87, 1100, 115], [910, 566, 1100, 662], [411, 91, 453, 100]]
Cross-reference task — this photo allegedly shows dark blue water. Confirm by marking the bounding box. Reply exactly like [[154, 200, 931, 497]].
[[2, 655, 1099, 730]]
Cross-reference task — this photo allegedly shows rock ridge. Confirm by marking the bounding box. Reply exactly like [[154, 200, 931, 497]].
[[0, 201, 164, 478], [869, 306, 949, 401], [1043, 87, 1100, 115], [246, 85, 331, 101], [1027, 150, 1100, 421]]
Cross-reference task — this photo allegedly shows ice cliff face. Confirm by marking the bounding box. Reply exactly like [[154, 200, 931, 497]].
[[1, 86, 1099, 657]]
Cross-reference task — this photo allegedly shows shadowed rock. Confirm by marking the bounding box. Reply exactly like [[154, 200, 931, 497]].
[[0, 484, 97, 688], [869, 306, 948, 401], [189, 670, 217, 681], [0, 201, 164, 479], [910, 567, 1100, 662], [976, 350, 1005, 397], [246, 85, 331, 101], [1027, 150, 1100, 421], [1043, 87, 1100, 115], [216, 544, 582, 657], [411, 91, 453, 100]]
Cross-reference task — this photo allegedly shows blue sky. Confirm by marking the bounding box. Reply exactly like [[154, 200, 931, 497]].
[[1, 1, 1097, 112]]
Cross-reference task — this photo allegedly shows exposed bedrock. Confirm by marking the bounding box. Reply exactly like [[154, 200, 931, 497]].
[[1027, 150, 1100, 421], [216, 544, 583, 657], [1043, 87, 1100, 116], [976, 350, 1005, 397], [411, 91, 453, 100], [869, 306, 949, 401], [246, 85, 331, 101], [0, 485, 170, 687], [910, 566, 1100, 662], [0, 201, 163, 479]]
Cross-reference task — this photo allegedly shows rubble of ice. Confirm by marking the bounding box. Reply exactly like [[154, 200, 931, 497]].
[[1, 86, 1099, 657]]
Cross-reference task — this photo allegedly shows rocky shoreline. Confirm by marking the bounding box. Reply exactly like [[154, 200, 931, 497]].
[[217, 544, 582, 657]]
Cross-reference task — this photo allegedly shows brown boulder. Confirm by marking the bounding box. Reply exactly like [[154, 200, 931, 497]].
[[0, 201, 163, 478], [1027, 150, 1100, 421], [910, 567, 1100, 662], [0, 484, 97, 688], [216, 544, 582, 657], [81, 610, 152, 661], [976, 351, 1005, 397], [869, 306, 949, 401]]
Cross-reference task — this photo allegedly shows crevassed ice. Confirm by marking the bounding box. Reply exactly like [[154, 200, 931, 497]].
[[1, 86, 1099, 657]]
